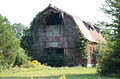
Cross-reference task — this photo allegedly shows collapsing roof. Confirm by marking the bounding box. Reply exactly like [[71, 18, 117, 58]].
[[38, 4, 106, 43], [73, 16, 106, 43]]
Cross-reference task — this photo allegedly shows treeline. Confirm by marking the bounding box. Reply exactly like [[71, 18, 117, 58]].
[[96, 0, 120, 76]]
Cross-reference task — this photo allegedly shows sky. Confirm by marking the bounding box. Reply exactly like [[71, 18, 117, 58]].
[[0, 0, 110, 26]]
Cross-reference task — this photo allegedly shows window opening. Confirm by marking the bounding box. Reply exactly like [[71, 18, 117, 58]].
[[46, 12, 62, 25]]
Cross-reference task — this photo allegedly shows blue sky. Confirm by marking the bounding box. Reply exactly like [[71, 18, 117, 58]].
[[0, 0, 110, 26]]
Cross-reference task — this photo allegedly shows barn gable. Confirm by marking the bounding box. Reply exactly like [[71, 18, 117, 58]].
[[35, 4, 106, 43]]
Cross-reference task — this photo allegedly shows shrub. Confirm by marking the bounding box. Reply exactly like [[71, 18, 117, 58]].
[[96, 42, 120, 75], [14, 47, 29, 66], [22, 60, 41, 68]]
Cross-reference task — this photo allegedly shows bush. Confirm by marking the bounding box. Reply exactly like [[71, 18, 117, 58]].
[[14, 48, 29, 66], [22, 60, 41, 68], [97, 52, 120, 75], [96, 42, 120, 75]]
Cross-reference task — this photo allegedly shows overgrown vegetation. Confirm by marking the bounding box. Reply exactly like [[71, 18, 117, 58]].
[[97, 0, 120, 76], [75, 31, 88, 59], [35, 52, 72, 67], [20, 29, 34, 56], [73, 26, 88, 67]]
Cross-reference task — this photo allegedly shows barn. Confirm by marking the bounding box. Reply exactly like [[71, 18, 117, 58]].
[[31, 4, 106, 67]]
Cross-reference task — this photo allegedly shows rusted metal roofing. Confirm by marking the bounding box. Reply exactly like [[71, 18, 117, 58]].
[[73, 16, 97, 42], [89, 24, 107, 43], [41, 5, 106, 43], [73, 16, 106, 43]]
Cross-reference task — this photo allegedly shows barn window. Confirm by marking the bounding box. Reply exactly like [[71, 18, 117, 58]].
[[46, 12, 62, 25]]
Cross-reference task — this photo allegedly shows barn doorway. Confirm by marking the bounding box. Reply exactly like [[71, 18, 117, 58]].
[[44, 48, 65, 67], [45, 48, 64, 55]]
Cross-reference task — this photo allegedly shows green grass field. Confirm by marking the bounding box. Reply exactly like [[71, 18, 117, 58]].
[[0, 67, 119, 79]]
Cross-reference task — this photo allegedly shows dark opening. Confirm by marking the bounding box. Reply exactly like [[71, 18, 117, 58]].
[[46, 12, 62, 25], [83, 21, 94, 30], [83, 21, 90, 30], [43, 48, 66, 67], [94, 26, 100, 33], [45, 48, 64, 55]]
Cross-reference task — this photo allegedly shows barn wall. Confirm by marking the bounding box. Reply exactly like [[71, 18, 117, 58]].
[[62, 13, 83, 65], [45, 24, 65, 48], [87, 42, 97, 67]]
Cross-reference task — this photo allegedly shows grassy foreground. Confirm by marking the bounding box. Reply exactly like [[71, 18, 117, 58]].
[[0, 67, 96, 77], [0, 67, 119, 79]]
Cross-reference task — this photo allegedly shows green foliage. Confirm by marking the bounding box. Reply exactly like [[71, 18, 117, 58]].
[[101, 28, 114, 40], [98, 0, 120, 75], [75, 28, 88, 59], [36, 52, 71, 67], [96, 28, 117, 75], [0, 15, 19, 68], [96, 42, 113, 70], [25, 12, 43, 56], [75, 38, 88, 59], [20, 29, 34, 56], [0, 15, 28, 71], [30, 12, 42, 27], [14, 48, 29, 66], [12, 23, 27, 39]]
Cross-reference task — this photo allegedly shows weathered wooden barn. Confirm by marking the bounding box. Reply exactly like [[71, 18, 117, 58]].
[[31, 5, 106, 67]]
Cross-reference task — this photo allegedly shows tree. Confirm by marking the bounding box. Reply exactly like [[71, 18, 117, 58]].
[[12, 23, 27, 39], [98, 0, 120, 75], [20, 29, 34, 56], [0, 15, 28, 71]]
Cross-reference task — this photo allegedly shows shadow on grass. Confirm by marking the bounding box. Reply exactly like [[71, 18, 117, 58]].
[[0, 74, 120, 79]]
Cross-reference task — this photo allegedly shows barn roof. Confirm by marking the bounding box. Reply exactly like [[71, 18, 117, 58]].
[[39, 4, 106, 43]]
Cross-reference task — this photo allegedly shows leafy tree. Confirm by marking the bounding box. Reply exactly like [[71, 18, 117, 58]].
[[12, 23, 27, 39], [0, 15, 18, 68], [0, 15, 28, 71], [20, 29, 34, 56], [98, 0, 120, 75]]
